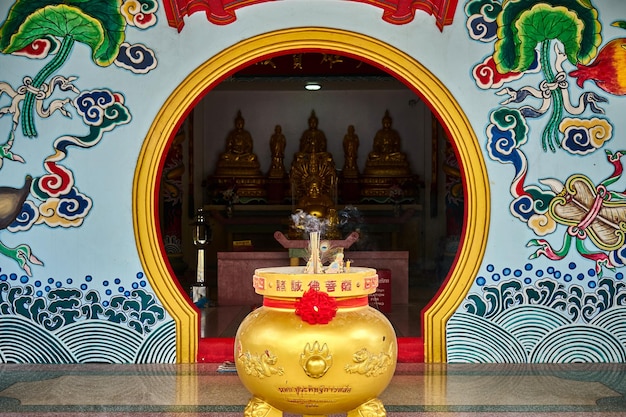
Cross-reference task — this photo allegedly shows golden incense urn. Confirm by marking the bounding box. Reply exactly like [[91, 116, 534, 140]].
[[235, 234, 397, 417]]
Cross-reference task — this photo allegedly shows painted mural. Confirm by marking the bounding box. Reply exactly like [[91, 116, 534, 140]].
[[448, 0, 626, 362], [163, 0, 459, 30], [3, 0, 626, 365], [0, 1, 175, 363]]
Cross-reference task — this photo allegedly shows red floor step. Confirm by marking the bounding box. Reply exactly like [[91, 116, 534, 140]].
[[197, 337, 424, 363]]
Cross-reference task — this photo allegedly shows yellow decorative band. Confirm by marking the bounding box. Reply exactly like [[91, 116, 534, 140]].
[[263, 295, 370, 309], [253, 267, 378, 298]]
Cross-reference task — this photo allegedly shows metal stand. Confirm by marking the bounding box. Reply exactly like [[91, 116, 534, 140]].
[[191, 208, 211, 306]]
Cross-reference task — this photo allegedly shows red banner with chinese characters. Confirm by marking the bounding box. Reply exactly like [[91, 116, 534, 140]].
[[163, 0, 458, 32]]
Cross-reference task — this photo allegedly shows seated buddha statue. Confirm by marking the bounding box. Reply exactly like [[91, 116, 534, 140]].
[[216, 111, 261, 174], [299, 110, 327, 153], [291, 110, 336, 185], [297, 175, 335, 219], [290, 112, 339, 235], [364, 110, 410, 176]]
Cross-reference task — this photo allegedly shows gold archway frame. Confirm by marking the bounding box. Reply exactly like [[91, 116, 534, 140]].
[[134, 28, 490, 363]]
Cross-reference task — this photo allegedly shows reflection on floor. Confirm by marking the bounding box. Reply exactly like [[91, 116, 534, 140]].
[[2, 362, 626, 416]]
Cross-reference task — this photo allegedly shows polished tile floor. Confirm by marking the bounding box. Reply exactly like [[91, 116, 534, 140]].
[[2, 362, 626, 416]]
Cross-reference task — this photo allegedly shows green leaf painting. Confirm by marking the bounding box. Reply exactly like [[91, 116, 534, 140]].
[[0, 0, 126, 137], [0, 0, 125, 65], [493, 0, 602, 152], [494, 0, 601, 74]]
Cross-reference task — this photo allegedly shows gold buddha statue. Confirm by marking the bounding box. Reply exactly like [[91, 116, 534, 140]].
[[211, 110, 265, 198], [292, 151, 336, 214], [215, 110, 261, 177], [342, 124, 359, 178], [290, 111, 337, 204], [297, 175, 335, 218], [299, 110, 327, 153], [290, 169, 340, 239], [289, 111, 340, 237], [361, 110, 415, 199], [267, 124, 286, 179], [364, 110, 410, 175]]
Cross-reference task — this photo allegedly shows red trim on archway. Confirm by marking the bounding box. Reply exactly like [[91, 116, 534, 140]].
[[163, 0, 458, 32]]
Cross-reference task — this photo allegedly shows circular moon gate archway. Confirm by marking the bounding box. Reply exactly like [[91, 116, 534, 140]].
[[134, 28, 490, 363]]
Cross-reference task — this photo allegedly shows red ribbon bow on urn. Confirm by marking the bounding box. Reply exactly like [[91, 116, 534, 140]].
[[295, 288, 338, 325]]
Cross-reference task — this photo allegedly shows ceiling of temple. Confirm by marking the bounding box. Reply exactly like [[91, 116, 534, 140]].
[[234, 53, 386, 77], [215, 53, 404, 91]]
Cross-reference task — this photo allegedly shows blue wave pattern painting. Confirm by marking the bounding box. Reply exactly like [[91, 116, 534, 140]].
[[448, 277, 626, 362], [0, 278, 176, 363]]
